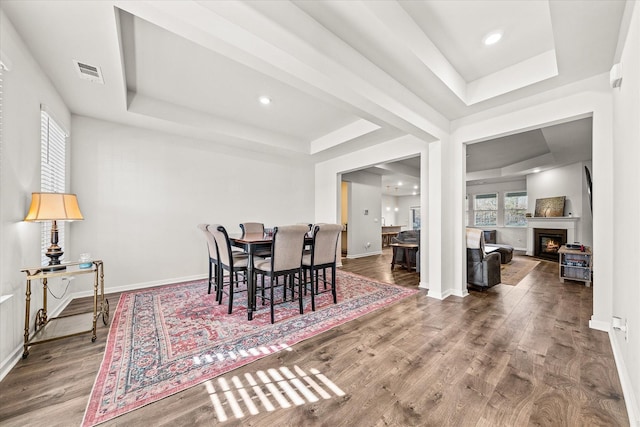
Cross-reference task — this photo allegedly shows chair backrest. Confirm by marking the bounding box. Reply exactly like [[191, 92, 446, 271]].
[[208, 224, 233, 267], [466, 228, 486, 254], [311, 223, 343, 265], [393, 230, 420, 244], [197, 223, 217, 261], [240, 222, 264, 237], [270, 224, 309, 272]]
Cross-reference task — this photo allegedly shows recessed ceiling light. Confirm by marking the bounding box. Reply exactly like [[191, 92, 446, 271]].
[[413, 185, 418, 189], [398, 181, 403, 186], [412, 192, 417, 196], [533, 168, 541, 173], [258, 96, 271, 105], [483, 30, 503, 46]]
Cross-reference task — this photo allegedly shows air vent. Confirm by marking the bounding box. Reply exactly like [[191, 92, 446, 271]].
[[73, 60, 104, 84]]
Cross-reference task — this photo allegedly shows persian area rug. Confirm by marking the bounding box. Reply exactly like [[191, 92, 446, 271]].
[[82, 270, 417, 426], [501, 255, 541, 285]]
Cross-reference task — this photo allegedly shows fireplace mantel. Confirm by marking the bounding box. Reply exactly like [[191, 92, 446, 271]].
[[526, 217, 580, 256]]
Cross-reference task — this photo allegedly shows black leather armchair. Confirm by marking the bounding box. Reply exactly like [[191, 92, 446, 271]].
[[466, 228, 501, 289]]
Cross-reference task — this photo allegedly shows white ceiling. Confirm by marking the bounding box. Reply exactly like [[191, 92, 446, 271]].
[[1, 0, 627, 189]]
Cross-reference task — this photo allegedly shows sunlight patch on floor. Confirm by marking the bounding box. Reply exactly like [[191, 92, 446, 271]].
[[203, 365, 345, 421], [192, 343, 292, 365]]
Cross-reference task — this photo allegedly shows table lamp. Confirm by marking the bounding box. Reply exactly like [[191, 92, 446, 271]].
[[24, 192, 84, 270]]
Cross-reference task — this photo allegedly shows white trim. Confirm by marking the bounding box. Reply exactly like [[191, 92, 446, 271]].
[[73, 274, 207, 298], [589, 317, 610, 332], [346, 250, 382, 259], [609, 329, 640, 426], [0, 292, 72, 383]]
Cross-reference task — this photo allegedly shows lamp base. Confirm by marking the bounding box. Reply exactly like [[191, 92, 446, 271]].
[[44, 226, 65, 268]]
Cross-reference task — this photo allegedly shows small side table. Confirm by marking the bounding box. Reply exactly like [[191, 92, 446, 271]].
[[390, 243, 419, 271], [21, 260, 108, 358], [558, 246, 592, 287]]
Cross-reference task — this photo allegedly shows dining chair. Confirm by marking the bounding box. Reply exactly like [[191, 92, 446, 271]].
[[197, 224, 247, 298], [240, 222, 271, 257], [253, 224, 309, 323], [209, 224, 250, 313], [197, 224, 220, 296], [302, 223, 343, 311]]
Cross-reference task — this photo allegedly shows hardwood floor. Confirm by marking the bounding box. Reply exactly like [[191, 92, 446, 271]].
[[0, 250, 629, 426]]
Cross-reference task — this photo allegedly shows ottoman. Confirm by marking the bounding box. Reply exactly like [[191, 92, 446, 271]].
[[485, 244, 513, 264]]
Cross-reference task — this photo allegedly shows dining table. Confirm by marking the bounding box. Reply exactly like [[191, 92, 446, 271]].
[[230, 231, 313, 321], [230, 233, 273, 321]]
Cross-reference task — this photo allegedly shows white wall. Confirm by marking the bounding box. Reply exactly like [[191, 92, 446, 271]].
[[69, 116, 315, 291], [466, 179, 527, 249], [341, 170, 382, 258], [0, 10, 72, 378], [381, 194, 398, 226], [451, 74, 614, 334], [396, 195, 420, 230], [526, 162, 593, 247], [611, 2, 640, 423], [315, 135, 438, 293]]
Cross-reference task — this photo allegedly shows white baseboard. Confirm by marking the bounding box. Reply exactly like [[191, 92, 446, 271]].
[[609, 329, 640, 426], [589, 317, 610, 332], [0, 292, 73, 383], [346, 250, 382, 259], [72, 274, 208, 298]]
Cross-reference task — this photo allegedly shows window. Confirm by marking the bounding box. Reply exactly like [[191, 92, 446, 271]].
[[40, 108, 68, 265], [473, 193, 497, 226], [504, 191, 528, 227], [410, 206, 420, 230]]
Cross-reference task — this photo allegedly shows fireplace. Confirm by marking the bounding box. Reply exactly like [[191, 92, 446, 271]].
[[534, 228, 567, 261]]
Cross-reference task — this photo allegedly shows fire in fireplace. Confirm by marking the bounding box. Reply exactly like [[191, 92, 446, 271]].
[[534, 228, 567, 261]]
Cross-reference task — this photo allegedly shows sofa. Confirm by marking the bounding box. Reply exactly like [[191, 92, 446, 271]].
[[466, 228, 501, 289]]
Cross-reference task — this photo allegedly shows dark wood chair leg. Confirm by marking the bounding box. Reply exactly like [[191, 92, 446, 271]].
[[331, 265, 337, 304], [298, 270, 304, 314], [270, 274, 275, 324], [208, 260, 213, 294]]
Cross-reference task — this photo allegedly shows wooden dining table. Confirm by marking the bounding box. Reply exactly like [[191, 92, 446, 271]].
[[230, 233, 272, 321], [230, 232, 313, 321]]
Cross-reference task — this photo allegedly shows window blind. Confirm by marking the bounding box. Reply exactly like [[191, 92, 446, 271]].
[[40, 109, 68, 265]]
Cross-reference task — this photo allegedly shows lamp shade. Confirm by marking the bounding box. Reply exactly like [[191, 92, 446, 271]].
[[24, 192, 84, 221]]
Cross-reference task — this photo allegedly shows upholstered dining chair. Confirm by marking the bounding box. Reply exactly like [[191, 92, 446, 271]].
[[302, 223, 343, 311], [198, 224, 247, 298], [240, 222, 271, 257], [253, 224, 309, 323], [209, 224, 250, 313], [197, 224, 220, 296]]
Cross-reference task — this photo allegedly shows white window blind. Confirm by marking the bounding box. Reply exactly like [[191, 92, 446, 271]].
[[504, 191, 528, 227], [40, 109, 68, 265], [473, 193, 497, 226]]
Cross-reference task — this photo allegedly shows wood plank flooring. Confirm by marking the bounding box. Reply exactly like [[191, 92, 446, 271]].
[[0, 250, 629, 426]]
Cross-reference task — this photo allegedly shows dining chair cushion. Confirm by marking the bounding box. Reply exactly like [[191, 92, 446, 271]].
[[231, 255, 249, 269]]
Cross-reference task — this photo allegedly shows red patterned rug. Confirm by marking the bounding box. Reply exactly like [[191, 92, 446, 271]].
[[82, 270, 418, 426]]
